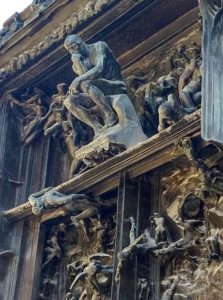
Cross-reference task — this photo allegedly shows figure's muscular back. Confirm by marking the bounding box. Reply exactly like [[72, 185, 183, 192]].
[[71, 41, 122, 81], [90, 41, 122, 80]]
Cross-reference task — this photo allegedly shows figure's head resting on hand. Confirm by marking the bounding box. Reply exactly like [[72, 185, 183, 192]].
[[64, 35, 87, 55]]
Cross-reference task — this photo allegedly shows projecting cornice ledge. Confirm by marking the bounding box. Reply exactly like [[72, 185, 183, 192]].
[[2, 110, 201, 223]]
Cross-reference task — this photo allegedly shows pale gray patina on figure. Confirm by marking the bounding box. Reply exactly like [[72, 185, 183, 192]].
[[28, 187, 90, 215], [64, 34, 125, 136], [28, 187, 116, 221], [63, 34, 147, 153]]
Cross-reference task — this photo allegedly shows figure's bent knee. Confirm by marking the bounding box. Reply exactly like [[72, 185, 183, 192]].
[[64, 95, 80, 110], [158, 104, 165, 114], [182, 86, 192, 94], [80, 80, 91, 92]]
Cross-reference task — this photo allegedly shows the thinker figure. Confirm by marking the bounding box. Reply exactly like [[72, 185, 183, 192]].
[[64, 34, 127, 136]]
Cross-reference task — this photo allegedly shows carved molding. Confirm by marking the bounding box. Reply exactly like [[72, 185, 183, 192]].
[[2, 110, 201, 223]]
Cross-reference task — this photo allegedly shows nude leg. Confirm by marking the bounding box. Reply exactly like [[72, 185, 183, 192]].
[[45, 191, 82, 207], [179, 81, 200, 108], [24, 128, 43, 145], [158, 104, 167, 132], [44, 122, 61, 136], [80, 290, 87, 300], [22, 119, 38, 142], [179, 90, 195, 108], [64, 95, 103, 136], [80, 81, 117, 127], [42, 251, 55, 269], [72, 207, 98, 221], [69, 159, 83, 178]]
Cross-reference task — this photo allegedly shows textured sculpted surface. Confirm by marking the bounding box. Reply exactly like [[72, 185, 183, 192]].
[[1, 6, 220, 299], [38, 195, 116, 299], [0, 0, 118, 85], [63, 34, 146, 166], [127, 42, 201, 137], [112, 139, 223, 299]]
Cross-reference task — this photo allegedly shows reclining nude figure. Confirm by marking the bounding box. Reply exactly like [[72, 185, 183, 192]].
[[28, 187, 97, 218]]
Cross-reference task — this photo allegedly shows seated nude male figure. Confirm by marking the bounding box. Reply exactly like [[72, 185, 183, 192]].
[[64, 34, 126, 136]]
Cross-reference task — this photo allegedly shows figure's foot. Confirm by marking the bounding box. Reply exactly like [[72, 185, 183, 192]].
[[94, 126, 109, 139], [158, 124, 165, 132], [93, 115, 118, 139], [70, 216, 80, 227], [105, 114, 118, 127]]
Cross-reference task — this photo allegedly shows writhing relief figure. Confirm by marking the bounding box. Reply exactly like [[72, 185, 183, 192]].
[[28, 188, 117, 229], [115, 217, 145, 283], [150, 213, 167, 243], [7, 88, 50, 145], [144, 75, 177, 133], [137, 278, 151, 300], [43, 84, 68, 138], [178, 44, 202, 108], [42, 226, 62, 269], [161, 275, 192, 300], [115, 216, 158, 283], [154, 219, 204, 257], [161, 276, 180, 300], [68, 253, 113, 299], [155, 75, 196, 132], [43, 82, 89, 176], [144, 75, 196, 133]]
